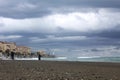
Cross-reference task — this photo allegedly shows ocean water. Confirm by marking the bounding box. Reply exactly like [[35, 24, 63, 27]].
[[1, 54, 120, 62], [15, 56, 120, 63], [42, 57, 120, 63]]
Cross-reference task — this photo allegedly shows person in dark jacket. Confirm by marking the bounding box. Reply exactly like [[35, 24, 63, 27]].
[[11, 49, 15, 60], [37, 52, 42, 60], [38, 54, 42, 60], [5, 49, 10, 57]]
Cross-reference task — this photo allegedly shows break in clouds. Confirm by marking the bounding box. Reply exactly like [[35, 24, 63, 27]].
[[0, 0, 120, 57]]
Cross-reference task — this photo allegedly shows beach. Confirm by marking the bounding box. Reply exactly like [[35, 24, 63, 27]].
[[0, 61, 120, 80]]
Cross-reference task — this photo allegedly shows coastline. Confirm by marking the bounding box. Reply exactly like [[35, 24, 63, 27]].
[[0, 60, 120, 80]]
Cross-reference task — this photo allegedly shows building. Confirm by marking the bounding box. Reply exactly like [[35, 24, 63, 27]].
[[37, 50, 46, 56], [3, 42, 16, 52], [0, 41, 4, 52], [16, 46, 31, 55], [0, 41, 16, 53], [0, 41, 31, 56]]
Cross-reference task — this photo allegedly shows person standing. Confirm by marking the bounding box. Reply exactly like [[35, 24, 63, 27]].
[[37, 52, 42, 60], [0, 50, 3, 59], [5, 49, 10, 57], [38, 54, 41, 60], [11, 50, 15, 60]]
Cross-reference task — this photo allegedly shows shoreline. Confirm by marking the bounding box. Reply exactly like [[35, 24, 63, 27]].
[[1, 56, 120, 63], [0, 60, 120, 80]]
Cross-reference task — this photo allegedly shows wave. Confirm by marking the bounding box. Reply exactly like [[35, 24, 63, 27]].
[[77, 57, 94, 59], [16, 58, 38, 60], [56, 57, 67, 59], [77, 56, 101, 59]]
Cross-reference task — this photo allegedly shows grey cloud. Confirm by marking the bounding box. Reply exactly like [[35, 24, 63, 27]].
[[40, 46, 120, 57], [89, 25, 120, 39], [33, 0, 120, 8], [4, 30, 120, 48], [0, 35, 22, 40], [2, 25, 120, 48], [2, 31, 120, 51], [0, 0, 120, 19], [0, 0, 120, 59], [0, 0, 120, 52], [29, 35, 88, 44], [0, 23, 4, 27]]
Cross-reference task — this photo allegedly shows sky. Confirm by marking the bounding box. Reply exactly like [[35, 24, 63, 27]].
[[0, 0, 120, 57]]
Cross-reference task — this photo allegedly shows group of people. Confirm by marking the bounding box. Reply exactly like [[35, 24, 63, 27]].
[[0, 49, 15, 60], [0, 49, 42, 60], [5, 49, 15, 60], [8, 51, 42, 60]]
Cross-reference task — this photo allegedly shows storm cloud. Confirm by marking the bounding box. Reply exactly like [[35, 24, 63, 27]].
[[0, 0, 120, 19], [0, 0, 120, 57]]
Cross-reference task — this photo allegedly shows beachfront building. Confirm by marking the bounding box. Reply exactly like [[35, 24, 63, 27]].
[[16, 46, 31, 56], [0, 41, 4, 52], [0, 41, 16, 53], [0, 42, 3, 58], [0, 41, 31, 57], [3, 42, 16, 52], [37, 50, 46, 56]]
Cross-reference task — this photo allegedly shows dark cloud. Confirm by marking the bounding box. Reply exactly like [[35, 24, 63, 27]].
[[0, 0, 120, 19], [3, 27, 120, 48], [89, 25, 120, 39], [0, 0, 120, 57], [90, 48, 102, 52], [95, 31, 120, 39]]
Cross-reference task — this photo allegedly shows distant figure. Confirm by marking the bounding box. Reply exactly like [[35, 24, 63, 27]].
[[0, 50, 2, 59], [37, 52, 42, 60], [38, 54, 42, 60], [11, 50, 15, 60], [5, 49, 10, 57]]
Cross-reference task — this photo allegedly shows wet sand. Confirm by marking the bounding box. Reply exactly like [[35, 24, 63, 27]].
[[0, 60, 120, 80]]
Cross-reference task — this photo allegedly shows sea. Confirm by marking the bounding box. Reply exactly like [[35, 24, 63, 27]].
[[15, 56, 120, 63], [1, 56, 120, 63]]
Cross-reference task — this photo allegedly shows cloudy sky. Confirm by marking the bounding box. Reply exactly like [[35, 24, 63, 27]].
[[0, 0, 120, 57]]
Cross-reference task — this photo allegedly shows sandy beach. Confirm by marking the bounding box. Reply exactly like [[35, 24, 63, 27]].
[[0, 60, 120, 80]]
